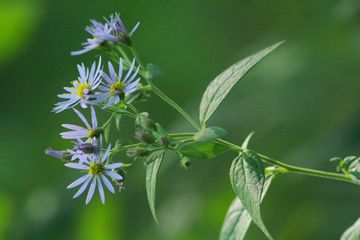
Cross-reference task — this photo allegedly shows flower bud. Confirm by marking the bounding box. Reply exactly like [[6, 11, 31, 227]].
[[137, 113, 157, 131], [118, 34, 132, 46], [180, 157, 191, 169], [160, 136, 169, 147], [136, 91, 151, 102], [134, 131, 155, 144], [141, 117, 157, 131], [126, 147, 150, 158]]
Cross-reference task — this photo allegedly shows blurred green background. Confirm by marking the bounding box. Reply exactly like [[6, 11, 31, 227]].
[[0, 0, 359, 239]]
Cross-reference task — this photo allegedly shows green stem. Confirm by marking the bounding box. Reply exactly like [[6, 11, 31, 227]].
[[219, 139, 353, 184], [130, 47, 146, 72], [117, 45, 131, 63], [151, 85, 201, 130], [130, 47, 200, 130], [258, 154, 353, 183], [129, 47, 149, 79], [110, 143, 141, 156], [168, 133, 194, 138], [168, 133, 354, 184], [137, 85, 152, 92], [101, 113, 116, 129], [130, 47, 201, 130], [128, 103, 139, 115], [102, 106, 137, 119]]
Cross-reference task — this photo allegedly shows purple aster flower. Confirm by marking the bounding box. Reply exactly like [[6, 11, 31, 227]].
[[65, 143, 123, 204], [53, 58, 102, 113], [93, 58, 140, 108], [106, 12, 140, 45], [60, 107, 102, 141], [71, 20, 115, 56]]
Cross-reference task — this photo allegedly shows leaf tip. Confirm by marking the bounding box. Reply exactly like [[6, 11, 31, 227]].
[[152, 213, 159, 225], [241, 131, 255, 149]]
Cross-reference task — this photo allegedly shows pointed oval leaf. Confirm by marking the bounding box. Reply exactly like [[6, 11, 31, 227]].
[[145, 151, 165, 224], [115, 115, 122, 131], [199, 41, 284, 125], [241, 132, 255, 149], [229, 150, 273, 240], [194, 126, 227, 142], [220, 174, 274, 240], [341, 218, 360, 240], [179, 141, 229, 159], [104, 122, 111, 143]]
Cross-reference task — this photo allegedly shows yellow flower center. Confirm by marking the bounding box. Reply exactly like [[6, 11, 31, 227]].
[[87, 129, 96, 138], [109, 82, 125, 96], [89, 163, 103, 175], [74, 82, 91, 98]]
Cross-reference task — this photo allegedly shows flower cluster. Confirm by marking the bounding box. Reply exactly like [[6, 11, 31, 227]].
[[71, 12, 140, 55], [47, 12, 142, 204], [47, 107, 124, 204], [45, 10, 360, 239], [53, 57, 140, 113]]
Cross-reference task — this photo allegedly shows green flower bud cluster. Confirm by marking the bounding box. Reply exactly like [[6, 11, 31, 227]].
[[127, 112, 170, 160]]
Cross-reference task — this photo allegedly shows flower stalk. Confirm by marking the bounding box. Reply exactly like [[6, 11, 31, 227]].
[[170, 133, 353, 184]]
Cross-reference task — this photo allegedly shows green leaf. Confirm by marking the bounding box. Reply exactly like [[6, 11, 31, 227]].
[[220, 174, 274, 240], [194, 126, 227, 142], [229, 150, 273, 240], [146, 63, 165, 79], [144, 149, 162, 165], [199, 41, 284, 125], [341, 218, 360, 240], [241, 132, 255, 149], [115, 115, 122, 131], [179, 142, 229, 159], [106, 105, 134, 117], [104, 122, 111, 143], [145, 151, 165, 224]]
